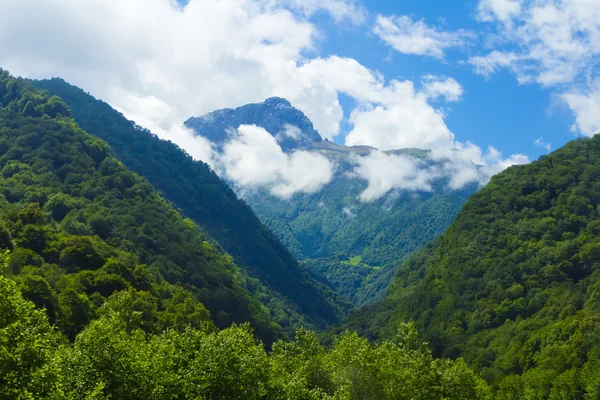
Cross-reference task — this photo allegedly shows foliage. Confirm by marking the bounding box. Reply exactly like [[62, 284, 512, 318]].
[[0, 270, 490, 399], [0, 272, 63, 399], [242, 157, 475, 306], [0, 69, 283, 342], [346, 135, 600, 397], [32, 77, 351, 331]]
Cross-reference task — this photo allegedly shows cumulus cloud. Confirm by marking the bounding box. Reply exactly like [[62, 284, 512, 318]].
[[352, 152, 435, 201], [0, 0, 528, 199], [430, 143, 529, 190], [344, 80, 455, 150], [0, 0, 357, 141], [352, 146, 529, 202], [562, 82, 600, 136], [373, 15, 474, 59], [470, 0, 600, 136], [219, 125, 334, 198], [421, 75, 464, 102]]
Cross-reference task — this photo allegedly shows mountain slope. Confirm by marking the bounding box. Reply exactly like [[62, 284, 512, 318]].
[[347, 136, 600, 397], [0, 69, 280, 341], [185, 99, 477, 305], [32, 77, 350, 332]]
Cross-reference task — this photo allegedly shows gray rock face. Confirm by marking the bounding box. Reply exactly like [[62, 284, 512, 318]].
[[184, 97, 322, 152]]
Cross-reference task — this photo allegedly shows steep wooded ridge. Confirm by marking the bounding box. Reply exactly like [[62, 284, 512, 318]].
[[346, 135, 600, 397], [1, 70, 489, 399], [32, 77, 351, 331], [186, 99, 477, 305], [0, 69, 285, 342]]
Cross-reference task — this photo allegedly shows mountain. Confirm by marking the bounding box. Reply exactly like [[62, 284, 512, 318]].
[[2, 69, 489, 399], [0, 69, 281, 342], [32, 77, 351, 334], [185, 99, 477, 305], [185, 97, 322, 152], [343, 135, 600, 397]]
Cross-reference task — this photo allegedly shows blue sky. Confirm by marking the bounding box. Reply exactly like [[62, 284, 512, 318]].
[[309, 0, 576, 159], [2, 0, 599, 199]]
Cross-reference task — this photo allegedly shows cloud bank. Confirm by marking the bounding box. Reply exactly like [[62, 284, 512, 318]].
[[218, 124, 333, 198], [202, 122, 528, 202], [0, 0, 529, 200]]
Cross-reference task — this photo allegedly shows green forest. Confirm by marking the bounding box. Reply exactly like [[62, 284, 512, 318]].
[[0, 71, 491, 398], [342, 135, 600, 397], [4, 63, 600, 399], [32, 77, 351, 335], [247, 168, 474, 306], [1, 269, 489, 399]]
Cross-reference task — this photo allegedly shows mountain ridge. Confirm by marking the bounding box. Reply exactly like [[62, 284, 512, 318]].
[[185, 96, 322, 152], [185, 97, 478, 305], [32, 77, 351, 334]]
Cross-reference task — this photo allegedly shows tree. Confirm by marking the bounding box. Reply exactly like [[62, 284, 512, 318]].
[[0, 273, 62, 399]]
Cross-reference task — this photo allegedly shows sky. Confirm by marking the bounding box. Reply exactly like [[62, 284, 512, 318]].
[[1, 0, 599, 200]]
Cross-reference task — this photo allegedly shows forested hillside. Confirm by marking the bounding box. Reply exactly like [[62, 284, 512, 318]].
[[0, 69, 287, 341], [0, 69, 490, 399], [32, 77, 351, 331], [345, 135, 600, 397], [246, 153, 475, 305], [1, 270, 490, 399]]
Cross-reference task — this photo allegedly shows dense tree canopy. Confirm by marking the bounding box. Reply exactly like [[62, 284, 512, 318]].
[[0, 69, 288, 342], [248, 172, 474, 306], [343, 134, 600, 397], [1, 262, 490, 399]]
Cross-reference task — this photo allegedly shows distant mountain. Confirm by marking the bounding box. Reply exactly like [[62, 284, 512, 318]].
[[185, 99, 477, 305], [185, 97, 322, 152], [340, 135, 600, 397], [32, 78, 351, 335]]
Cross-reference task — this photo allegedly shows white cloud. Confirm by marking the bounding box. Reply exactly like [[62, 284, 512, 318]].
[[534, 137, 552, 153], [477, 0, 522, 23], [471, 0, 600, 135], [284, 0, 367, 24], [276, 124, 302, 140], [421, 75, 464, 102], [351, 144, 530, 202], [471, 0, 600, 86], [342, 207, 356, 217], [373, 15, 474, 59], [219, 125, 334, 198], [562, 82, 600, 136], [468, 51, 521, 79], [0, 0, 528, 199], [430, 143, 529, 190], [344, 80, 456, 150], [353, 152, 435, 201], [0, 0, 358, 141]]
